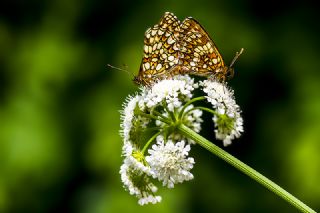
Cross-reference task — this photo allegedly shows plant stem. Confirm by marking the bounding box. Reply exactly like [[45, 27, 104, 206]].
[[137, 111, 169, 124], [141, 131, 162, 154], [163, 103, 177, 122], [184, 106, 218, 117], [178, 124, 316, 213], [178, 96, 206, 119], [152, 109, 171, 123]]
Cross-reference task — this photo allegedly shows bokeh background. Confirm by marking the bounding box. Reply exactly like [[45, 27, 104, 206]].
[[1, 0, 319, 212]]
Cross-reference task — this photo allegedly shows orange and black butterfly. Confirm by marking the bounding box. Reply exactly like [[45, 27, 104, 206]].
[[134, 12, 243, 86]]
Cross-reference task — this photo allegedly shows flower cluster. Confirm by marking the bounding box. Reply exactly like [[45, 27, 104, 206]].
[[119, 75, 243, 205], [146, 136, 195, 189], [120, 76, 201, 205], [201, 79, 243, 146]]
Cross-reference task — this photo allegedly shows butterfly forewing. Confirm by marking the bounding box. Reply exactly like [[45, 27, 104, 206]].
[[136, 12, 181, 86], [179, 18, 226, 76]]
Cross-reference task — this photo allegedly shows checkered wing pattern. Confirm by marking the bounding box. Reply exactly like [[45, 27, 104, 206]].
[[134, 12, 181, 86], [134, 13, 240, 86], [179, 18, 226, 77]]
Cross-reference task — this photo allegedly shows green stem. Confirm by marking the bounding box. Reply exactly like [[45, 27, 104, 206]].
[[151, 109, 171, 123], [184, 106, 218, 117], [178, 96, 206, 119], [177, 124, 316, 213], [137, 111, 169, 124], [141, 131, 162, 154], [163, 103, 177, 122]]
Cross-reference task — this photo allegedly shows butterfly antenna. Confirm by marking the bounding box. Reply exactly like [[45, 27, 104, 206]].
[[106, 64, 134, 78], [229, 48, 244, 68]]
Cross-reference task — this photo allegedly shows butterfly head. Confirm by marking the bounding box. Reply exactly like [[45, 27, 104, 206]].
[[226, 66, 234, 80], [213, 66, 233, 82], [133, 75, 153, 87], [133, 75, 143, 85]]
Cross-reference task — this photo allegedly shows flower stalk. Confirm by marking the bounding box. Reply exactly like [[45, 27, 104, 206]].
[[177, 123, 316, 213]]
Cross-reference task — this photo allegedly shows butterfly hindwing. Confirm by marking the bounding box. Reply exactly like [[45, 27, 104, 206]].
[[179, 18, 225, 76]]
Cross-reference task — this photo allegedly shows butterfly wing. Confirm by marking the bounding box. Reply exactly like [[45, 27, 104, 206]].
[[179, 18, 226, 78], [135, 12, 181, 86]]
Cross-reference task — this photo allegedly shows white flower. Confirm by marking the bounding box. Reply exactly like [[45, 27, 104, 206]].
[[121, 142, 133, 157], [119, 75, 244, 204], [154, 105, 203, 144], [120, 95, 139, 142], [138, 194, 162, 205], [201, 79, 243, 146], [121, 75, 202, 147], [201, 79, 236, 115], [119, 144, 161, 205], [139, 75, 197, 111], [120, 94, 152, 147], [146, 136, 195, 188], [213, 113, 243, 146], [120, 161, 161, 205], [120, 76, 200, 204]]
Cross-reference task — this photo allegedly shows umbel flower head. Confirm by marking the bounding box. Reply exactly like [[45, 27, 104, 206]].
[[119, 75, 243, 205], [201, 80, 243, 146]]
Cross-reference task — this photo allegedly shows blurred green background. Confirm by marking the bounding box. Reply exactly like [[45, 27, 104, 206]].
[[0, 0, 319, 212]]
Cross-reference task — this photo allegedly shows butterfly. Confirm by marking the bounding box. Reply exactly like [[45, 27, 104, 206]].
[[133, 12, 243, 86]]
